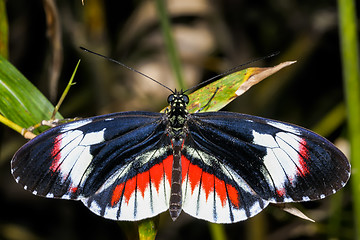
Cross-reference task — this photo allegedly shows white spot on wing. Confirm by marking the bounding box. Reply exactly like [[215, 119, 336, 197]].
[[252, 130, 278, 148], [60, 119, 92, 132], [66, 146, 94, 188], [283, 197, 294, 202], [53, 128, 106, 195], [56, 130, 83, 149], [262, 149, 289, 192], [80, 129, 106, 145], [267, 121, 300, 134], [46, 193, 54, 198], [259, 131, 308, 201], [62, 194, 71, 200], [302, 196, 310, 201]]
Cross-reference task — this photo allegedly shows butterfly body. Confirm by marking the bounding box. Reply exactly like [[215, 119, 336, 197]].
[[166, 91, 189, 220], [11, 90, 350, 223]]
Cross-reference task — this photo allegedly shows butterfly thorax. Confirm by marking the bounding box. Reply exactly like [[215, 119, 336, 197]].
[[166, 90, 189, 139]]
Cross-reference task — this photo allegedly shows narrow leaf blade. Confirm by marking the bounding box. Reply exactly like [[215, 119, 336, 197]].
[[0, 55, 62, 133]]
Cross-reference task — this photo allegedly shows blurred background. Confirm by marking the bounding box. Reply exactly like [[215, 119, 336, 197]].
[[0, 0, 358, 239]]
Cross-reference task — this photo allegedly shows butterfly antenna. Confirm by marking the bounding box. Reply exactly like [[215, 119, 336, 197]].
[[80, 47, 174, 93], [184, 51, 280, 94]]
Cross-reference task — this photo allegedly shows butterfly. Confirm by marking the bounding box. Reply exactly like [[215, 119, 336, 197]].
[[11, 88, 350, 224], [11, 49, 351, 223]]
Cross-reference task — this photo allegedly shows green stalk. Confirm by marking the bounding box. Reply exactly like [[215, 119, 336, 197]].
[[0, 0, 8, 58], [209, 223, 227, 240], [155, 0, 186, 90], [51, 60, 80, 120], [337, 0, 360, 239]]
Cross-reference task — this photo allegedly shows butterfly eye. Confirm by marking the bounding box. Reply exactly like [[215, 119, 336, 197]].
[[182, 95, 189, 104], [167, 94, 175, 103]]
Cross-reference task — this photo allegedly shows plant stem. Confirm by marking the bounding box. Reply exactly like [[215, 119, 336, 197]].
[[337, 0, 360, 238], [155, 0, 186, 90], [0, 0, 8, 58]]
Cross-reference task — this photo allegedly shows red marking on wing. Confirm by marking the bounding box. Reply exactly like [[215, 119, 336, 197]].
[[297, 139, 310, 176], [226, 183, 240, 208], [123, 177, 136, 204], [70, 186, 78, 193], [110, 156, 173, 206], [276, 188, 286, 197], [137, 171, 150, 198], [202, 172, 214, 201], [50, 135, 62, 172], [182, 157, 240, 208], [149, 163, 163, 192], [215, 178, 227, 206], [111, 183, 125, 206], [187, 160, 202, 193]]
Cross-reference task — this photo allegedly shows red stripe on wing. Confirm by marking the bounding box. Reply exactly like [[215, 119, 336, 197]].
[[123, 177, 137, 204], [136, 171, 150, 198], [182, 157, 240, 208], [214, 177, 226, 206], [50, 135, 62, 172], [186, 159, 202, 194], [202, 172, 214, 201], [276, 188, 286, 197], [111, 156, 173, 206], [226, 183, 240, 208], [297, 139, 310, 176], [111, 183, 125, 206]]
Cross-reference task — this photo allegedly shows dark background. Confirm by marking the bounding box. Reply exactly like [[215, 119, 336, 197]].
[[0, 0, 356, 239]]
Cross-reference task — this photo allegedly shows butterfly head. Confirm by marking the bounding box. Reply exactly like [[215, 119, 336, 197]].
[[167, 90, 189, 106]]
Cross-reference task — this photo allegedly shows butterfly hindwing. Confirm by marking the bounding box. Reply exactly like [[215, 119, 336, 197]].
[[12, 111, 175, 220], [83, 133, 174, 221], [179, 111, 350, 223], [180, 152, 268, 223]]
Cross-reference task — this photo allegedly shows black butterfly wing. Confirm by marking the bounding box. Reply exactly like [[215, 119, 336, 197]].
[[181, 111, 350, 223], [11, 111, 174, 221]]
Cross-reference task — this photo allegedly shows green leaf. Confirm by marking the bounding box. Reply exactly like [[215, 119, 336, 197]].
[[188, 61, 296, 113], [0, 55, 62, 134], [161, 61, 296, 113]]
